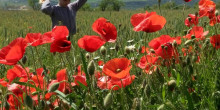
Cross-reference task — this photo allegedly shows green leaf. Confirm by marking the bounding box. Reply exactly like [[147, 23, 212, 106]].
[[77, 81, 88, 90], [162, 84, 166, 102], [54, 90, 77, 109], [177, 73, 180, 87]]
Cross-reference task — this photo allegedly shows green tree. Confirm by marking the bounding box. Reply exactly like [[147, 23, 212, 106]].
[[99, 0, 124, 11], [28, 0, 40, 10], [80, 3, 92, 11]]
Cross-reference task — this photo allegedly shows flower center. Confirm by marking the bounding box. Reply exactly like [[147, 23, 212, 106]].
[[116, 69, 121, 73]]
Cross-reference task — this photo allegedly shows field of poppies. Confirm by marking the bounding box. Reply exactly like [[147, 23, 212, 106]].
[[0, 0, 220, 110]]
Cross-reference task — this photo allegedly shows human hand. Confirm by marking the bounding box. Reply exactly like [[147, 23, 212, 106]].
[[39, 0, 46, 4]]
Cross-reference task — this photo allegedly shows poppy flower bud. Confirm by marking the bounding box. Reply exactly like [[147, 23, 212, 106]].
[[24, 95, 33, 109], [100, 46, 107, 55], [86, 53, 90, 59], [4, 101, 10, 110], [168, 80, 176, 91], [48, 82, 60, 92], [104, 93, 112, 108], [0, 89, 2, 95], [191, 35, 196, 39], [184, 40, 193, 46], [215, 10, 219, 16], [125, 46, 131, 54], [87, 60, 95, 76], [22, 55, 27, 64]]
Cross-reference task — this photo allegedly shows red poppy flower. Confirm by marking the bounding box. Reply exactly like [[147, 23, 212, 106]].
[[210, 34, 220, 49], [92, 17, 117, 43], [78, 35, 106, 53], [0, 37, 27, 65], [199, 0, 216, 18], [137, 55, 158, 74], [0, 78, 7, 87], [103, 58, 132, 79], [217, 15, 220, 23], [56, 69, 69, 92], [51, 26, 69, 40], [25, 32, 54, 47], [97, 74, 135, 90], [184, 26, 209, 40], [184, 0, 191, 2], [185, 14, 199, 27], [73, 75, 87, 86], [131, 11, 166, 33], [72, 65, 87, 86], [7, 65, 29, 83], [50, 39, 71, 53], [141, 46, 150, 54]]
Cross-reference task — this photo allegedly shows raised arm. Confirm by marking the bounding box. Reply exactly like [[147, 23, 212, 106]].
[[70, 0, 87, 11], [41, 0, 54, 16]]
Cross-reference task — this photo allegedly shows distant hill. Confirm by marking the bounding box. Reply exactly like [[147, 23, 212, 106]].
[[0, 0, 218, 10]]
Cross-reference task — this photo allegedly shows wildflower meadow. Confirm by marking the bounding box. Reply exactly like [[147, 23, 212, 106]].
[[0, 0, 220, 110]]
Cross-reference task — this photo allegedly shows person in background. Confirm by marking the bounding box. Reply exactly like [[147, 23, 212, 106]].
[[40, 0, 87, 37]]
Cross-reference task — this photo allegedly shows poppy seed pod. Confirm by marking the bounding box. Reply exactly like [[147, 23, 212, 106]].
[[187, 17, 192, 22], [24, 95, 33, 109], [87, 60, 95, 76], [86, 53, 90, 59], [191, 35, 196, 39], [48, 82, 60, 92], [150, 49, 155, 53], [104, 93, 112, 108], [161, 44, 165, 49], [22, 55, 27, 64], [100, 46, 107, 55], [168, 80, 176, 91]]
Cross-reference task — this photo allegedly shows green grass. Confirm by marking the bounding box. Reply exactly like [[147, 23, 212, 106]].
[[0, 7, 219, 110]]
